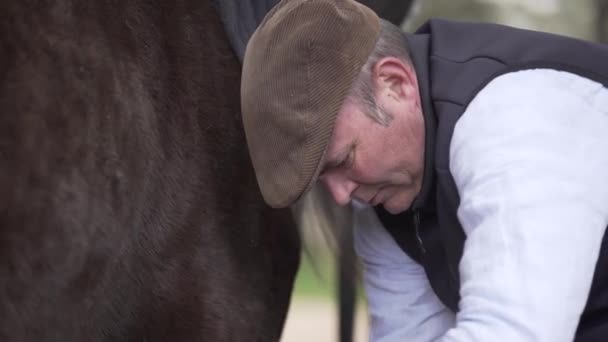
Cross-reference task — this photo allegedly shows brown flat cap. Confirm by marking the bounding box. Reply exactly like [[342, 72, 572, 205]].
[[241, 0, 380, 208]]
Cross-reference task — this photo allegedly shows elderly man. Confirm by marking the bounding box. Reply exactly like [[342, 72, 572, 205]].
[[241, 0, 608, 341]]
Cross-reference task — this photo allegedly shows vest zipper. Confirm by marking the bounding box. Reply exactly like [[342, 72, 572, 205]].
[[413, 210, 426, 254]]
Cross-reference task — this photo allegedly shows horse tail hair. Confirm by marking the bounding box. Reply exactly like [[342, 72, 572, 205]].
[[291, 184, 359, 342]]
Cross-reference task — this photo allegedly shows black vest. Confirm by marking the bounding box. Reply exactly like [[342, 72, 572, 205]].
[[374, 19, 608, 341]]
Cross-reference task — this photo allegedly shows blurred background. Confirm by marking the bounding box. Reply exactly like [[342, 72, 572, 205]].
[[282, 0, 608, 341]]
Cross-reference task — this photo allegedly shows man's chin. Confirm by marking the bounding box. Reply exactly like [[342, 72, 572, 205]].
[[382, 202, 409, 214]]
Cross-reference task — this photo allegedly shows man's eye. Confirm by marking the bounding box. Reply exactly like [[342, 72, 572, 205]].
[[339, 152, 353, 168]]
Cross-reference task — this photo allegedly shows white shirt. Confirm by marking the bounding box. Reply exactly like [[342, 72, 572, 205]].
[[354, 69, 608, 342]]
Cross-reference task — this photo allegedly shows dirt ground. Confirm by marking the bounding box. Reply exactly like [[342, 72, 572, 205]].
[[281, 298, 369, 342]]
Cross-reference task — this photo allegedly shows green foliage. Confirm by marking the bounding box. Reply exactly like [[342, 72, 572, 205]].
[[292, 252, 336, 299]]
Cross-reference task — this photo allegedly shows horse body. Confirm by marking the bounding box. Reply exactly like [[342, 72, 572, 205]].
[[0, 1, 299, 341]]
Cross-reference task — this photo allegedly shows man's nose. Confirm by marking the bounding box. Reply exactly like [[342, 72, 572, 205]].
[[320, 173, 357, 206]]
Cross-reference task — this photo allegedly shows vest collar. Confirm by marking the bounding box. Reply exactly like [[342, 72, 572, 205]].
[[405, 32, 437, 213]]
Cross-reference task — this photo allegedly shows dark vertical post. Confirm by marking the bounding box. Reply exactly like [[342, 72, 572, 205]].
[[599, 0, 608, 43], [337, 213, 357, 342]]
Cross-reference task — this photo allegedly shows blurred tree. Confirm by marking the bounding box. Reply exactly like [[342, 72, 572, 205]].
[[599, 0, 608, 43], [404, 0, 598, 41]]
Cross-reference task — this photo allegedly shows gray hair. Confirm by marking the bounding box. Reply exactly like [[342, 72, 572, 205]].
[[348, 19, 412, 126]]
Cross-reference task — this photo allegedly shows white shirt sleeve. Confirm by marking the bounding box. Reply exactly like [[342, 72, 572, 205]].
[[353, 202, 455, 342], [442, 69, 608, 341]]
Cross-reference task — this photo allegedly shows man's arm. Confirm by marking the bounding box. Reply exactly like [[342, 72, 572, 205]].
[[353, 202, 455, 341], [442, 69, 608, 341]]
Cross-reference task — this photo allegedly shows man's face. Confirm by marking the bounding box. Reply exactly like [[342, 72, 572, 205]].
[[319, 94, 425, 214]]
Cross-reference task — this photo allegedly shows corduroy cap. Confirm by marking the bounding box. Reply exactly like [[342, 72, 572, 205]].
[[241, 0, 380, 208]]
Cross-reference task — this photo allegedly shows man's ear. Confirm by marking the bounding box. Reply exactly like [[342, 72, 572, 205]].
[[372, 57, 419, 105]]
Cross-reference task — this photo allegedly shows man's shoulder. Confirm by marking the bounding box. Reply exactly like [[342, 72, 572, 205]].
[[466, 69, 606, 116]]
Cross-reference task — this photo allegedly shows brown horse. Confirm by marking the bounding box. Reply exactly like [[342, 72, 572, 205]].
[[0, 1, 299, 341], [0, 0, 414, 341]]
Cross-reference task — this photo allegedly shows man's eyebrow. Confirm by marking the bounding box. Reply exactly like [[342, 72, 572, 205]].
[[320, 142, 354, 175]]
